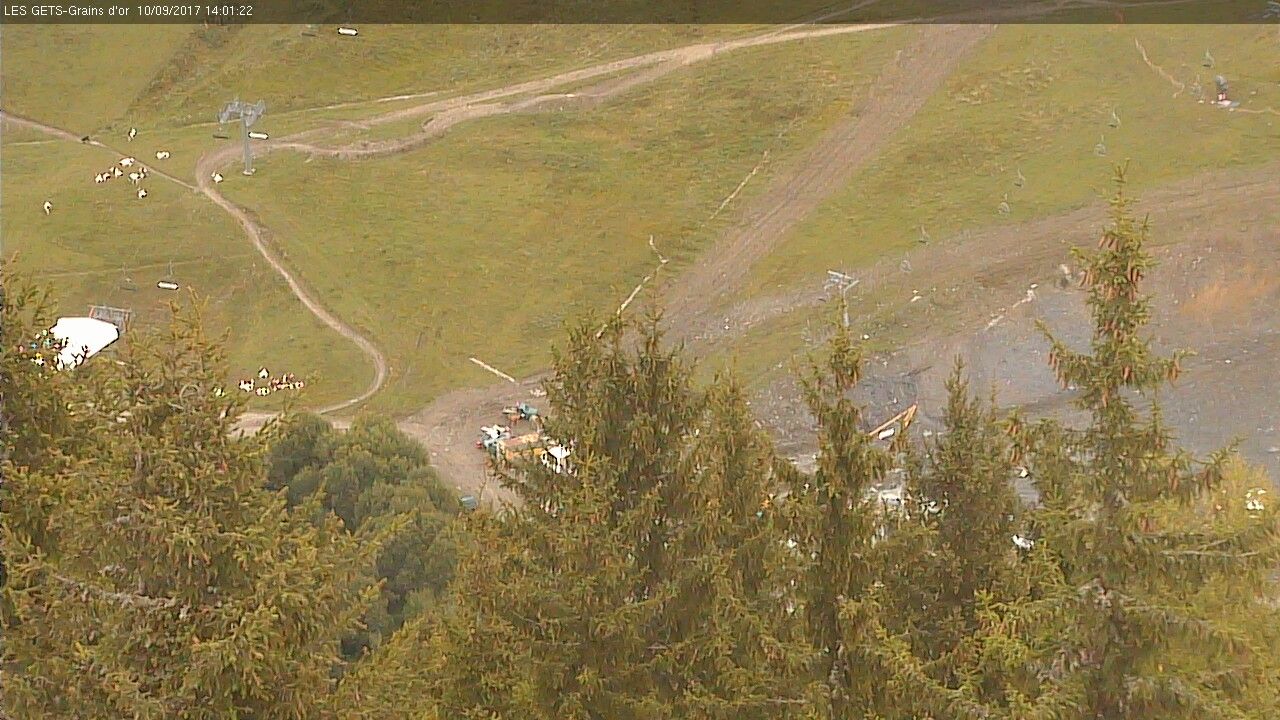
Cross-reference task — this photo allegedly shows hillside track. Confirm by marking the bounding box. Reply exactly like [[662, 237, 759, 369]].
[[17, 20, 1174, 507], [745, 162, 1280, 481], [401, 24, 995, 503], [687, 163, 1280, 348], [3, 23, 991, 503], [662, 24, 993, 332]]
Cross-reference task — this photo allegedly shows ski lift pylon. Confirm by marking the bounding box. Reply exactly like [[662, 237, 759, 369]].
[[118, 264, 138, 292]]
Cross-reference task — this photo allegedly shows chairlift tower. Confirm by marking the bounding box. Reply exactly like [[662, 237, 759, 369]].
[[217, 99, 267, 176], [824, 270, 859, 328]]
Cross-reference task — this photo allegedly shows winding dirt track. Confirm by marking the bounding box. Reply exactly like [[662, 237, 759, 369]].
[[662, 24, 992, 329], [4, 22, 996, 500], [4, 21, 940, 460], [10, 18, 1269, 500], [686, 163, 1280, 348], [400, 24, 995, 502], [1, 108, 385, 416]]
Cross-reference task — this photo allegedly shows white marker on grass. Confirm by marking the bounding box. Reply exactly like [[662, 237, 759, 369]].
[[157, 281, 179, 291], [247, 131, 269, 140], [337, 27, 358, 36]]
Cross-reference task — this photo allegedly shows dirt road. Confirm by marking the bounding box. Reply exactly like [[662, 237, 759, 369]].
[[745, 163, 1280, 484], [688, 163, 1280, 347], [662, 24, 993, 330], [396, 25, 997, 502], [179, 21, 930, 436], [5, 21, 939, 501], [27, 21, 1271, 502]]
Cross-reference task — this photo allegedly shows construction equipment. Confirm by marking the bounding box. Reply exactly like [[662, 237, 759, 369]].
[[868, 403, 917, 442], [502, 402, 541, 426], [475, 424, 510, 452]]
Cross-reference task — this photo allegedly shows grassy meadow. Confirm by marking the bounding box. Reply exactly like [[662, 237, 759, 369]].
[[8, 21, 1271, 418], [1, 139, 373, 408], [4, 22, 912, 414], [746, 24, 1280, 298], [0, 24, 751, 133], [216, 27, 914, 414]]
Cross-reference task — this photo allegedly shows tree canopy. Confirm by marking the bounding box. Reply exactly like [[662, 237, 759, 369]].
[[2, 280, 383, 719], [4, 169, 1277, 719]]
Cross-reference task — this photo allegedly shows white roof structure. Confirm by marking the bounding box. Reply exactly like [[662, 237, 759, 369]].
[[49, 317, 120, 369], [547, 445, 571, 460]]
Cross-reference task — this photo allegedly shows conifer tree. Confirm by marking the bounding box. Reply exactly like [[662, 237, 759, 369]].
[[430, 313, 810, 719], [265, 412, 463, 654], [784, 320, 984, 719], [2, 276, 385, 719], [1013, 169, 1280, 718], [899, 364, 1025, 666], [784, 321, 895, 717]]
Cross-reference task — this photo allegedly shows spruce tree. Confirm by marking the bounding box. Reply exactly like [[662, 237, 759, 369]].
[[785, 320, 984, 719], [1013, 169, 1280, 719], [2, 278, 385, 719], [899, 363, 1025, 668], [430, 313, 810, 719], [784, 320, 895, 717]]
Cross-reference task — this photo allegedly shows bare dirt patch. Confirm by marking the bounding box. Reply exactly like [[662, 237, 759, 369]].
[[746, 163, 1280, 484]]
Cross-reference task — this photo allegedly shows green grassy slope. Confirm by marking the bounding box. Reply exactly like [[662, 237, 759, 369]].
[[1, 137, 372, 408], [1, 24, 748, 134], [218, 28, 912, 414], [746, 24, 1280, 297]]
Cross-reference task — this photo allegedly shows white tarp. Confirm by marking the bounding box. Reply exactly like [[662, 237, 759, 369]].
[[49, 317, 119, 369]]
